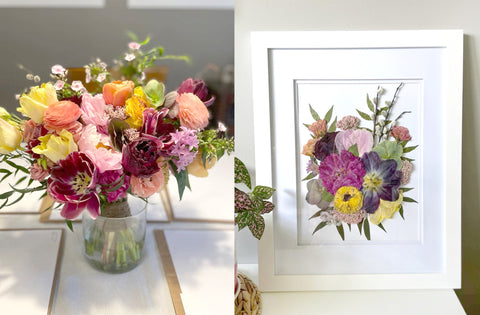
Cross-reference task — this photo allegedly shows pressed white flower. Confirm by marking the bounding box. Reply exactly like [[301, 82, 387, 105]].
[[377, 86, 384, 94]]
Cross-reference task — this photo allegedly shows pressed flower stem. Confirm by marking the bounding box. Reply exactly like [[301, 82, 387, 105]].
[[379, 83, 404, 142]]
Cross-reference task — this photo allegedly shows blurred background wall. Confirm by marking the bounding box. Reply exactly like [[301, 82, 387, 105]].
[[0, 0, 234, 132]]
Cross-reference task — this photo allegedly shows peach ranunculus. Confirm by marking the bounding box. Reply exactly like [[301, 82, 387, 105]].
[[130, 170, 165, 198], [176, 93, 209, 130], [103, 80, 134, 107], [302, 138, 317, 157], [308, 119, 327, 138], [43, 101, 82, 134]]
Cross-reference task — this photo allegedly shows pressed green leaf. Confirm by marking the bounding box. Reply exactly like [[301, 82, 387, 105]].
[[367, 94, 374, 112], [65, 220, 74, 232], [403, 197, 418, 203], [377, 222, 387, 233], [394, 110, 411, 122], [309, 104, 321, 121], [260, 200, 275, 214], [400, 187, 414, 193], [336, 224, 345, 241], [327, 117, 337, 132], [399, 205, 405, 219], [364, 218, 371, 240], [348, 144, 359, 157], [234, 188, 255, 213], [403, 145, 418, 153], [324, 105, 334, 123], [248, 213, 266, 240], [321, 190, 334, 202], [402, 157, 415, 162], [357, 220, 363, 234], [347, 223, 351, 232], [302, 172, 317, 181], [357, 109, 372, 121], [303, 123, 311, 129], [234, 157, 251, 189], [312, 221, 328, 235], [252, 185, 275, 199], [309, 210, 324, 220]]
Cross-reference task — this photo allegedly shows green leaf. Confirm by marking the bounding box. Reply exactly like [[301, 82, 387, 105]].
[[309, 104, 321, 121], [234, 188, 255, 213], [303, 123, 311, 129], [312, 221, 328, 235], [399, 205, 405, 219], [327, 117, 337, 132], [357, 220, 363, 234], [336, 224, 345, 241], [234, 157, 251, 189], [309, 210, 323, 220], [5, 193, 25, 207], [248, 213, 266, 240], [364, 218, 371, 240], [252, 185, 275, 199], [170, 162, 190, 200], [9, 185, 45, 194], [14, 176, 27, 186], [302, 172, 317, 181], [348, 144, 359, 157], [400, 187, 414, 193], [235, 211, 252, 230], [0, 191, 14, 199], [367, 94, 374, 112], [403, 197, 418, 203], [4, 160, 29, 174], [260, 200, 275, 214], [321, 190, 334, 202], [356, 109, 372, 121], [144, 79, 165, 107], [65, 220, 74, 232], [377, 222, 387, 233], [324, 105, 334, 123], [403, 145, 418, 153]]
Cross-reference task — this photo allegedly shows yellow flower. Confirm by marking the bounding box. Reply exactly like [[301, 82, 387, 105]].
[[32, 129, 78, 163], [18, 83, 58, 123], [334, 186, 363, 214], [125, 95, 149, 129], [369, 192, 404, 225], [0, 117, 22, 154]]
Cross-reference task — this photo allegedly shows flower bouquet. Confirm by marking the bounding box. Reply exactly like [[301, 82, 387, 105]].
[[0, 41, 233, 272], [302, 84, 417, 240]]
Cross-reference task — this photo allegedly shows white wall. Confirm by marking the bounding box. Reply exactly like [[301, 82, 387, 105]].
[[235, 0, 479, 309]]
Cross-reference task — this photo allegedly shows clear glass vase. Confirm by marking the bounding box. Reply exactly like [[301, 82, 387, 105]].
[[82, 198, 147, 273]]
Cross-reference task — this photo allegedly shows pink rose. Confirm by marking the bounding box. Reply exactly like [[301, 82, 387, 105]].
[[176, 93, 210, 130], [302, 138, 317, 157], [43, 100, 82, 134], [335, 129, 373, 157], [30, 162, 49, 181], [130, 170, 165, 198], [308, 119, 327, 138], [391, 126, 411, 141]]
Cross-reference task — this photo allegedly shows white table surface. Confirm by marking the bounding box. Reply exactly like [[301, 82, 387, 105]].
[[238, 264, 466, 315]]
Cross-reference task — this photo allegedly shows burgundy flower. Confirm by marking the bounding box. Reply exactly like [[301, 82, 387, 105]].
[[60, 94, 83, 106], [177, 78, 215, 107], [97, 169, 130, 203], [314, 132, 338, 161], [141, 108, 176, 138], [47, 152, 99, 219], [122, 135, 161, 178], [25, 123, 49, 159]]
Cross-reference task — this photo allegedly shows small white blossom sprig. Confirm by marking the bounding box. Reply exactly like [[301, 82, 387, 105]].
[[84, 58, 110, 91], [48, 64, 86, 101]]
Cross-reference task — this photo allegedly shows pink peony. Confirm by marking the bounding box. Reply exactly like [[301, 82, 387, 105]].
[[130, 170, 165, 198], [81, 93, 108, 129], [78, 125, 122, 173], [30, 162, 49, 181], [176, 93, 210, 130], [308, 119, 327, 138], [335, 129, 373, 157], [400, 159, 414, 185], [337, 115, 360, 130], [390, 126, 411, 141]]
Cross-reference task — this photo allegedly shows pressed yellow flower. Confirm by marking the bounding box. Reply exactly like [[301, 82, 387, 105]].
[[369, 192, 404, 225], [32, 129, 78, 163], [333, 186, 363, 214], [18, 82, 58, 123], [125, 95, 149, 129]]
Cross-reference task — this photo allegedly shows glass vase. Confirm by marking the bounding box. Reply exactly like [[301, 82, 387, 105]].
[[82, 198, 147, 273]]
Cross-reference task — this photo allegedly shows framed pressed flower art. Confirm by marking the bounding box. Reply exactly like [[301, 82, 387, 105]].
[[250, 30, 463, 291]]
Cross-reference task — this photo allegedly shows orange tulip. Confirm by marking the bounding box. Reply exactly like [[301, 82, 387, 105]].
[[102, 80, 134, 107]]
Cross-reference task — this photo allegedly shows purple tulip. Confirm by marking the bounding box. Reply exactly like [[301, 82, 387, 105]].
[[177, 78, 215, 107], [141, 107, 176, 138], [314, 132, 338, 161]]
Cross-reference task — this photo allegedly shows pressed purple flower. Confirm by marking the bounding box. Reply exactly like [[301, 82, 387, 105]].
[[167, 127, 199, 172], [314, 132, 338, 161], [361, 151, 402, 213], [177, 78, 215, 107], [141, 108, 176, 138], [47, 152, 100, 220], [122, 135, 162, 178], [318, 150, 365, 195], [97, 169, 130, 203]]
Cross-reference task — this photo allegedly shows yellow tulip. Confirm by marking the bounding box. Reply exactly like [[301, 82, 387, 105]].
[[0, 117, 22, 154], [369, 192, 404, 225], [32, 129, 77, 163], [18, 82, 58, 123]]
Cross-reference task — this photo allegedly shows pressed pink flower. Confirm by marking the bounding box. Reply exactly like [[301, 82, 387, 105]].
[[30, 162, 49, 181], [51, 64, 66, 75], [54, 80, 65, 90], [81, 93, 108, 129], [400, 159, 414, 185], [308, 119, 327, 138], [337, 115, 360, 130], [335, 129, 373, 157], [334, 209, 366, 224], [306, 159, 319, 175], [302, 139, 317, 157], [176, 93, 210, 130], [128, 42, 141, 50], [391, 126, 411, 141], [71, 81, 84, 92], [130, 170, 165, 198]]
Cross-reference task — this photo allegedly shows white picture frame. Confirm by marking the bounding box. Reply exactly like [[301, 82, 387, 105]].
[[251, 30, 463, 291]]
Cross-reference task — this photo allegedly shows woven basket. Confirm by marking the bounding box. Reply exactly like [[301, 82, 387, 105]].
[[234, 273, 262, 315]]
